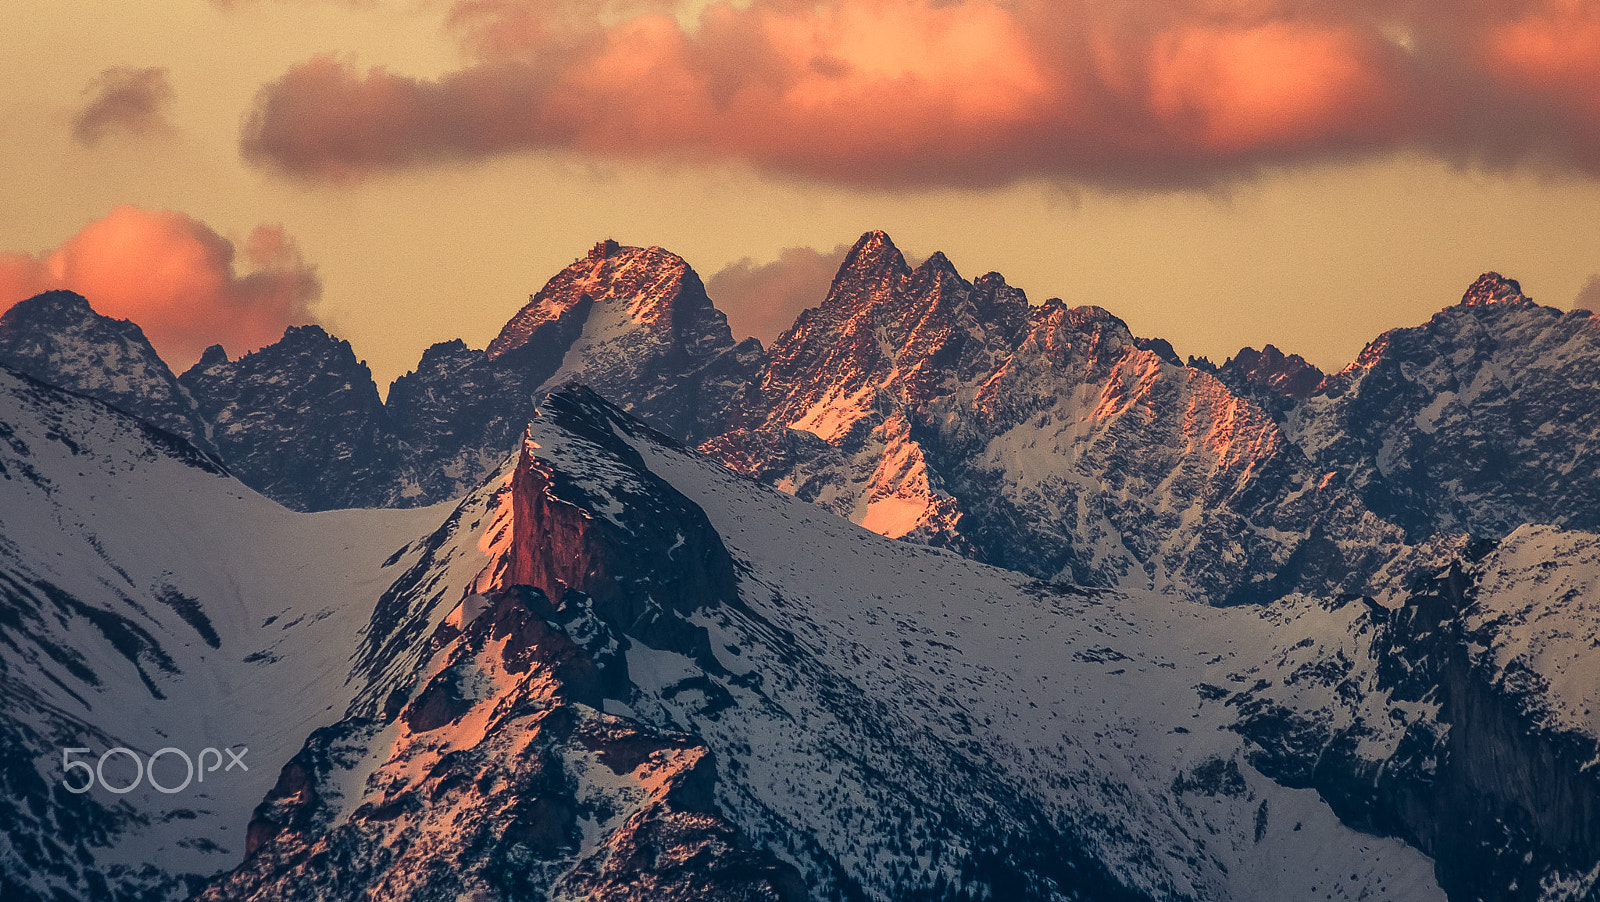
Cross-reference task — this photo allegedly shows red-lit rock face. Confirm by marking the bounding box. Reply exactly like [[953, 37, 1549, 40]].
[[501, 388, 740, 653]]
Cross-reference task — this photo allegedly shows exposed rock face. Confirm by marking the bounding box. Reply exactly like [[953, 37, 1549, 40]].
[[707, 231, 1404, 603], [1212, 344, 1324, 415], [1287, 276, 1600, 542], [489, 240, 767, 446], [385, 339, 537, 504], [0, 290, 214, 452], [179, 326, 397, 510], [502, 387, 740, 644], [1224, 525, 1600, 900]]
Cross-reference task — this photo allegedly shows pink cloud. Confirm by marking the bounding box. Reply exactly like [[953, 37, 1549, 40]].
[[237, 0, 1600, 188], [706, 243, 853, 342], [72, 67, 176, 147], [0, 207, 320, 369]]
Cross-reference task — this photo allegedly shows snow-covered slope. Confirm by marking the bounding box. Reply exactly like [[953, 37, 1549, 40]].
[[9, 366, 1600, 901], [209, 385, 1452, 902], [0, 364, 462, 899]]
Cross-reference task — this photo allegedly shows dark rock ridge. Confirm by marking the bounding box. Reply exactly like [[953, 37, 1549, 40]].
[[1225, 527, 1600, 901], [384, 338, 535, 504], [1286, 274, 1600, 542], [180, 326, 398, 511], [0, 290, 214, 452], [1213, 344, 1324, 406]]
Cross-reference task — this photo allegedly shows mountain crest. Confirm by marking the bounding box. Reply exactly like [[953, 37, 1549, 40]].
[[1460, 272, 1532, 307], [488, 243, 709, 360], [0, 289, 214, 451], [1220, 344, 1325, 401], [834, 229, 911, 289]]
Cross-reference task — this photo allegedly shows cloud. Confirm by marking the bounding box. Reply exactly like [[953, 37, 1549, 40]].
[[237, 0, 1600, 190], [706, 243, 852, 342], [72, 67, 177, 147], [1574, 274, 1600, 311], [0, 207, 321, 369], [210, 0, 373, 8]]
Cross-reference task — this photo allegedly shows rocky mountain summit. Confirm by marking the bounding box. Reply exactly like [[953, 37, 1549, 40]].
[[485, 239, 766, 447], [0, 290, 214, 452], [1287, 273, 1600, 542], [1190, 343, 1325, 419], [703, 232, 1403, 603]]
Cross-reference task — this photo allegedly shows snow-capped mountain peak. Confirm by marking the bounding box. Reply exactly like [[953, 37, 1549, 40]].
[[0, 289, 214, 452], [1459, 271, 1533, 307]]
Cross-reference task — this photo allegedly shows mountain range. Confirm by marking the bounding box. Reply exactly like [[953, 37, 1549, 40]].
[[3, 232, 1600, 901]]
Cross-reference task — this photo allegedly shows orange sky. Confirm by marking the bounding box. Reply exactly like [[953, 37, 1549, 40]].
[[5, 0, 1600, 387]]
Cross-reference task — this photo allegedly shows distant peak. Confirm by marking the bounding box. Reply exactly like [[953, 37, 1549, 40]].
[[1221, 344, 1323, 400], [848, 229, 901, 259], [196, 344, 229, 368], [836, 230, 909, 284], [282, 323, 334, 343], [3, 289, 97, 323], [418, 338, 471, 361], [915, 250, 958, 276], [1460, 272, 1531, 307], [1, 290, 156, 347], [857, 229, 895, 250]]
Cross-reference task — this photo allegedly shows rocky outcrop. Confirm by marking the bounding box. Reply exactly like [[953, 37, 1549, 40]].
[[707, 231, 1405, 603], [1225, 530, 1600, 900], [180, 326, 397, 510], [1286, 275, 1600, 542], [500, 386, 741, 656], [0, 290, 214, 452]]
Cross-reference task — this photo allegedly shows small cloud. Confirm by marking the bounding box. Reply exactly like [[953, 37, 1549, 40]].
[[0, 206, 321, 369], [1574, 274, 1600, 311], [72, 66, 176, 147], [706, 244, 852, 343]]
